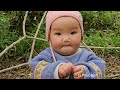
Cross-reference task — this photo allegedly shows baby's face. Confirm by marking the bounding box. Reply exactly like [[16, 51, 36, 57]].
[[50, 17, 82, 56]]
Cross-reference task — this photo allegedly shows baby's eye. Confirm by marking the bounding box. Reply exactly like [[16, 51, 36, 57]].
[[71, 31, 76, 35], [55, 33, 61, 35]]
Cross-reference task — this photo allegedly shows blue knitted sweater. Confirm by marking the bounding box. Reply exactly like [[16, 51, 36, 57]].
[[29, 48, 105, 79]]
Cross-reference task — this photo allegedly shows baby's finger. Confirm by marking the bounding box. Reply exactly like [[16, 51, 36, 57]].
[[74, 71, 84, 79], [59, 67, 67, 77], [62, 65, 71, 76], [66, 63, 73, 71], [68, 62, 76, 71], [73, 71, 84, 79], [59, 72, 64, 78], [73, 66, 81, 72], [74, 75, 80, 79], [74, 71, 82, 77]]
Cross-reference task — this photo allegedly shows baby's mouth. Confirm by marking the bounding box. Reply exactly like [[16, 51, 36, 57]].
[[62, 45, 71, 47]]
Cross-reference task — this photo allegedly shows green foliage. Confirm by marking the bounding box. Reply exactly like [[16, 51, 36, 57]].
[[81, 11, 120, 31], [0, 12, 19, 52], [84, 29, 120, 55], [84, 29, 120, 47]]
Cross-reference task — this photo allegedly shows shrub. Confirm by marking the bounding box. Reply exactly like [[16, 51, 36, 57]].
[[81, 11, 120, 31]]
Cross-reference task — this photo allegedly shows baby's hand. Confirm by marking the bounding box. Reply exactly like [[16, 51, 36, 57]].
[[58, 62, 74, 79], [73, 65, 85, 79]]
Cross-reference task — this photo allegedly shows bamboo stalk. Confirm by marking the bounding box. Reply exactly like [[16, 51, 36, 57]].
[[0, 36, 26, 57], [24, 39, 38, 55], [28, 11, 47, 61], [23, 11, 29, 36], [26, 36, 120, 49], [80, 46, 120, 49], [26, 35, 47, 41], [0, 62, 28, 73], [82, 41, 93, 52]]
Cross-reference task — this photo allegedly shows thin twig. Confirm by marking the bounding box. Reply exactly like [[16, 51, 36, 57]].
[[108, 74, 120, 78], [0, 11, 28, 57], [26, 35, 47, 41], [0, 62, 28, 73], [23, 11, 28, 36], [80, 46, 120, 49], [24, 39, 38, 54], [26, 36, 120, 49], [28, 11, 47, 61], [112, 71, 120, 73], [0, 36, 26, 57], [81, 41, 93, 52], [102, 48, 105, 59]]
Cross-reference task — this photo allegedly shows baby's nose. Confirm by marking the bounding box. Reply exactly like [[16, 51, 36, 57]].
[[63, 36, 70, 42]]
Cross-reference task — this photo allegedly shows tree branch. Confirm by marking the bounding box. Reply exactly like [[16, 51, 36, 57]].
[[0, 36, 26, 57], [23, 11, 28, 36], [80, 46, 120, 49], [28, 11, 47, 61], [0, 62, 28, 73], [26, 35, 47, 41]]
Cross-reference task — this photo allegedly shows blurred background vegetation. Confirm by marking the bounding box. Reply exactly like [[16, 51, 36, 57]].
[[0, 11, 120, 62]]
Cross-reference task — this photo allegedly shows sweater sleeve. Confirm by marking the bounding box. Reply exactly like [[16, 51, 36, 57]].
[[75, 51, 106, 79], [28, 49, 64, 79], [54, 63, 71, 79], [41, 60, 64, 79], [29, 58, 64, 79], [54, 63, 63, 79]]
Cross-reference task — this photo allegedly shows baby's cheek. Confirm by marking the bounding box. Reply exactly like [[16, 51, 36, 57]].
[[73, 40, 81, 47], [52, 40, 61, 49]]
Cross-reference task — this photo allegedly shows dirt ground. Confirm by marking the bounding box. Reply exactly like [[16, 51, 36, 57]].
[[0, 54, 120, 79]]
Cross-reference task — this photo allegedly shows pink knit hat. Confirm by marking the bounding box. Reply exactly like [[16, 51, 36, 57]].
[[46, 11, 84, 42]]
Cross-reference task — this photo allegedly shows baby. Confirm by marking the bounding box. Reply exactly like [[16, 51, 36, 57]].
[[29, 11, 105, 79]]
